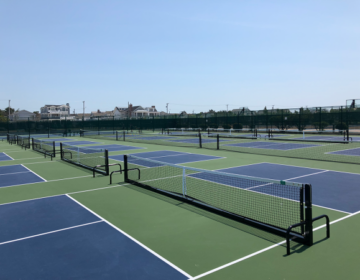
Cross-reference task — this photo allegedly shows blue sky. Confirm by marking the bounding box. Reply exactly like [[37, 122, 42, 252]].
[[0, 0, 359, 114]]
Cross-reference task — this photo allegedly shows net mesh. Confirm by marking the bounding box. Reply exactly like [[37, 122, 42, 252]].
[[80, 130, 118, 140], [121, 132, 202, 149], [126, 154, 304, 234], [7, 134, 17, 144], [17, 135, 30, 148], [32, 138, 55, 156], [61, 143, 108, 175]]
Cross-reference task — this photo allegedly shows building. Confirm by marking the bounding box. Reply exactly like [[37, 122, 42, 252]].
[[113, 105, 161, 119], [9, 110, 36, 121], [232, 107, 252, 115], [74, 113, 91, 121], [40, 104, 70, 119], [90, 110, 114, 119]]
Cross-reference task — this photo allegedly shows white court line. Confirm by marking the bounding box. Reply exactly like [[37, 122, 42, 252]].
[[21, 164, 47, 182], [0, 221, 102, 246], [1, 157, 45, 161], [66, 195, 193, 279], [284, 170, 329, 181], [192, 210, 360, 280], [0, 171, 31, 176], [0, 175, 94, 190], [0, 150, 38, 153], [19, 161, 57, 165], [3, 153, 14, 160], [263, 161, 360, 176]]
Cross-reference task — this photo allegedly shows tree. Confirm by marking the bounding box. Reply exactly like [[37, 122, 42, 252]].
[[4, 107, 14, 116]]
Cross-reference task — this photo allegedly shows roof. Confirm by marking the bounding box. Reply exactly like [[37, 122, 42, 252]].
[[115, 107, 128, 111], [43, 104, 69, 107], [11, 110, 35, 115]]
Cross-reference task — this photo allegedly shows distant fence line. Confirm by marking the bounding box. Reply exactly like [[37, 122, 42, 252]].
[[1, 105, 360, 135]]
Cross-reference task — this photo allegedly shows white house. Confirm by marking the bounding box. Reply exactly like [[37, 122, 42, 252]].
[[40, 104, 70, 119], [113, 105, 161, 119]]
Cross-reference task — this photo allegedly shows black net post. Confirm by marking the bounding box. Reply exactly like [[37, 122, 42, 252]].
[[124, 155, 128, 182], [98, 117, 100, 135], [347, 129, 349, 141], [60, 142, 64, 159], [28, 118, 31, 138], [52, 141, 56, 157], [304, 184, 313, 246], [199, 133, 202, 148], [123, 131, 125, 141], [340, 106, 343, 128], [300, 186, 305, 235], [116, 131, 118, 141], [217, 134, 219, 150], [105, 150, 109, 175], [31, 138, 34, 150]]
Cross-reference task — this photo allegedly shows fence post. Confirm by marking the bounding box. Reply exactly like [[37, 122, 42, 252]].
[[340, 106, 343, 129], [97, 116, 100, 134]]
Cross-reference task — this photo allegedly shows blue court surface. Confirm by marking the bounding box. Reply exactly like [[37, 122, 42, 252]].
[[0, 165, 45, 188], [0, 152, 13, 161], [43, 138, 73, 142], [31, 134, 65, 138], [292, 136, 360, 142], [127, 135, 174, 140], [0, 195, 187, 279], [168, 138, 229, 144], [54, 140, 100, 146], [328, 147, 360, 157], [223, 141, 320, 151], [209, 133, 255, 138], [89, 144, 144, 152], [65, 144, 144, 154], [193, 162, 359, 213], [109, 150, 224, 166]]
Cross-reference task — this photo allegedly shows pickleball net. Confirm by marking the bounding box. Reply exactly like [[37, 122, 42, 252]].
[[32, 138, 56, 159], [123, 154, 321, 255], [80, 130, 119, 141], [16, 135, 30, 149], [60, 142, 109, 175]]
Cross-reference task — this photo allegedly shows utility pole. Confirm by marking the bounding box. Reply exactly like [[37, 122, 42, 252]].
[[83, 101, 85, 118], [166, 103, 169, 114], [8, 100, 10, 120], [226, 104, 228, 112]]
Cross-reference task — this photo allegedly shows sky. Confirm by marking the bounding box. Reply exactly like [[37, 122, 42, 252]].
[[0, 0, 359, 114]]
